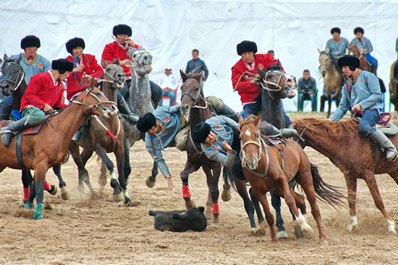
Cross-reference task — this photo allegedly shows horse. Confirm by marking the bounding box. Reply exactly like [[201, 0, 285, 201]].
[[239, 115, 344, 245], [318, 50, 342, 118], [293, 117, 398, 234], [0, 87, 117, 219], [348, 44, 373, 73], [179, 71, 231, 221], [389, 59, 398, 111], [0, 54, 69, 201], [67, 63, 130, 203]]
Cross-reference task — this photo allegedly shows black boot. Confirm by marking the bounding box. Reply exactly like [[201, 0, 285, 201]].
[[117, 97, 139, 124], [1, 117, 29, 147], [206, 96, 239, 122]]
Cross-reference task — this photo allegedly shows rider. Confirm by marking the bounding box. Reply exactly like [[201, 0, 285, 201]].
[[1, 59, 73, 146], [350, 27, 378, 74], [136, 106, 184, 191], [231, 40, 292, 126], [325, 27, 350, 69], [330, 55, 397, 161], [0, 35, 51, 120], [101, 24, 162, 106]]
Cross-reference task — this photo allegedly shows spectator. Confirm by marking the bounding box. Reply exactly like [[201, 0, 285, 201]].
[[297, 69, 317, 112], [319, 84, 336, 112], [267, 50, 275, 58], [185, 49, 209, 81], [158, 65, 178, 106]]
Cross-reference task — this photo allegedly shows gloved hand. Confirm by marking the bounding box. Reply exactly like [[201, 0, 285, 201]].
[[127, 114, 139, 124]]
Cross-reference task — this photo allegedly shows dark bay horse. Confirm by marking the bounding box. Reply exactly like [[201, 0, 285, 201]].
[[179, 71, 230, 221], [293, 117, 398, 234], [68, 64, 130, 203], [390, 59, 398, 111], [0, 87, 117, 219], [240, 115, 344, 245], [318, 50, 342, 118], [0, 54, 69, 201]]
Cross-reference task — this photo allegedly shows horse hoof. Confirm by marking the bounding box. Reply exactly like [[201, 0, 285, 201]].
[[113, 193, 123, 202], [319, 239, 329, 247], [47, 185, 57, 195], [250, 226, 267, 237], [221, 190, 231, 202], [277, 230, 289, 239], [301, 224, 315, 239], [34, 213, 44, 220], [184, 199, 195, 209], [61, 190, 70, 200], [146, 177, 156, 188], [213, 214, 219, 223], [124, 197, 131, 204], [347, 223, 359, 232], [24, 202, 33, 209], [293, 224, 305, 239]]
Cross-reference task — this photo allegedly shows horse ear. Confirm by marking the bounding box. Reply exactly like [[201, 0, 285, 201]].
[[4, 53, 9, 62], [254, 114, 261, 126], [257, 68, 266, 79], [180, 69, 188, 82], [238, 115, 245, 126], [325, 47, 330, 54], [317, 48, 321, 54], [16, 54, 22, 64]]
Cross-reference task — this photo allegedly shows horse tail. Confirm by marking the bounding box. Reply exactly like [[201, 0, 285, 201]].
[[224, 167, 237, 192], [310, 162, 346, 208]]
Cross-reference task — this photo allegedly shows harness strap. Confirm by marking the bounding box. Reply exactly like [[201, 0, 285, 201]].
[[16, 132, 26, 169], [188, 129, 203, 155], [92, 115, 121, 146]]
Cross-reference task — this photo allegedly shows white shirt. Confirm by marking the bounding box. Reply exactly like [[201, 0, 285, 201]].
[[158, 74, 177, 90]]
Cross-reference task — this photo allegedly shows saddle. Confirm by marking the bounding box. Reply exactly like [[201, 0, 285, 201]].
[[0, 120, 43, 135]]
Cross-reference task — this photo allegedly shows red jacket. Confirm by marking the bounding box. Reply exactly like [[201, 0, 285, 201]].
[[101, 41, 140, 78], [231, 53, 283, 104], [21, 71, 67, 111], [66, 54, 104, 100]]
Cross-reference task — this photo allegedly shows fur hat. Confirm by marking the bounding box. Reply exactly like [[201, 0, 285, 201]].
[[51, 59, 74, 74], [338, 55, 360, 71], [20, 35, 41, 50], [191, 122, 211, 143], [113, 24, 132, 37], [65, 37, 85, 54], [330, 27, 341, 35], [137, 113, 156, 132], [236, 40, 257, 56], [354, 27, 364, 35]]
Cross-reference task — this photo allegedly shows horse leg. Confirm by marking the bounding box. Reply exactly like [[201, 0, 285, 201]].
[[221, 167, 231, 202], [235, 181, 257, 230], [146, 161, 158, 188], [344, 174, 359, 232], [327, 96, 332, 118], [363, 173, 396, 235], [114, 142, 130, 204], [253, 190, 278, 242], [291, 190, 306, 239], [52, 165, 69, 200], [95, 146, 122, 202], [270, 191, 288, 239], [123, 139, 131, 186], [21, 169, 33, 204], [69, 142, 93, 196], [33, 163, 49, 220], [249, 187, 265, 225], [205, 166, 221, 222], [180, 158, 201, 209]]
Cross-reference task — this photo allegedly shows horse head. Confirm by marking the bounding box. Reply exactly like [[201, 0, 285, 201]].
[[257, 63, 296, 100], [129, 49, 153, 76], [73, 87, 118, 118], [179, 70, 205, 118], [239, 115, 263, 171], [104, 63, 126, 89], [318, 50, 333, 75], [348, 44, 362, 57], [0, 54, 24, 96]]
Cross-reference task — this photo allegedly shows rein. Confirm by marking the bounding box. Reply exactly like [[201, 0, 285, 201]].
[[181, 78, 208, 109], [240, 136, 270, 178], [71, 89, 116, 114]]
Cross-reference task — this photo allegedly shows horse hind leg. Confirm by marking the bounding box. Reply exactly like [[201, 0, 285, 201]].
[[270, 191, 288, 239], [221, 167, 231, 202], [180, 159, 201, 210], [52, 165, 70, 200], [205, 166, 221, 222]]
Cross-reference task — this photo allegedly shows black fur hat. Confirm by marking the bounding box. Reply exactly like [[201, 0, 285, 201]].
[[354, 27, 364, 34], [20, 35, 41, 50], [65, 37, 85, 54], [338, 55, 360, 71], [137, 113, 156, 132], [51, 59, 74, 74], [236, 40, 257, 56], [191, 122, 211, 143], [113, 24, 132, 37], [330, 27, 341, 35]]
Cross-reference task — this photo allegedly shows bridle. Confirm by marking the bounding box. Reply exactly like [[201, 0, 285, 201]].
[[132, 50, 152, 74], [180, 78, 208, 109], [319, 52, 334, 71], [260, 70, 295, 92], [239, 129, 269, 177], [0, 61, 25, 92], [72, 87, 117, 114]]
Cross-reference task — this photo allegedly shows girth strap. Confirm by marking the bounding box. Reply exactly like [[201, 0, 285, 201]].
[[188, 129, 203, 155], [16, 132, 26, 169]]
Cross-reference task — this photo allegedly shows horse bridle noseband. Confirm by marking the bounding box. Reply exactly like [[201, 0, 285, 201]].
[[240, 134, 269, 177], [180, 78, 208, 109], [1, 61, 25, 92], [260, 70, 295, 92], [72, 88, 117, 114], [132, 50, 152, 74]]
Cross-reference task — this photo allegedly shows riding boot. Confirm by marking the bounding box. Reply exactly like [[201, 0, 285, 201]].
[[117, 97, 139, 124], [259, 121, 298, 138], [218, 103, 239, 122], [369, 130, 398, 161], [1, 116, 29, 147]]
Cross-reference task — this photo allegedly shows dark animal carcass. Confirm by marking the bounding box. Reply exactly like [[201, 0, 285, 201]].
[[148, 206, 207, 232]]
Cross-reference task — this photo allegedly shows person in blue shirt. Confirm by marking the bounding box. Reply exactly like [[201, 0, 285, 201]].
[[330, 55, 397, 161], [136, 106, 183, 191], [185, 49, 209, 81], [325, 27, 350, 62], [297, 69, 318, 112], [350, 27, 378, 74]]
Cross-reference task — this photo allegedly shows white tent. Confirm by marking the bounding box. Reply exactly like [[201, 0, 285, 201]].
[[1, 0, 397, 111]]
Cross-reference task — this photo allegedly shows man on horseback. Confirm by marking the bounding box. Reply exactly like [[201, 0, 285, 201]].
[[136, 106, 184, 191], [350, 27, 378, 74], [330, 55, 397, 161], [325, 27, 350, 69], [101, 24, 162, 107], [1, 59, 73, 147], [0, 35, 50, 120]]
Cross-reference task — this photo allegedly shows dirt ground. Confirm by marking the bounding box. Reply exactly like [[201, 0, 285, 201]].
[[0, 113, 398, 265]]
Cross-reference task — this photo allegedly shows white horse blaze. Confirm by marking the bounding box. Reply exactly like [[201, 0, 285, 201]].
[[245, 130, 251, 137]]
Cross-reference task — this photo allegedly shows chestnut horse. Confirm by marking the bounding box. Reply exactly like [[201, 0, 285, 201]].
[[293, 117, 398, 234], [239, 115, 344, 245], [348, 44, 372, 73], [0, 87, 117, 219]]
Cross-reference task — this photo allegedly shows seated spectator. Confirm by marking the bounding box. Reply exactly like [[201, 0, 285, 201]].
[[297, 69, 317, 112], [319, 84, 336, 112], [158, 65, 178, 106]]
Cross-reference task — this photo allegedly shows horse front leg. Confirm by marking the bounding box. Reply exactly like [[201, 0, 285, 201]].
[[114, 141, 131, 204], [344, 174, 359, 232], [235, 181, 257, 230], [21, 169, 33, 205], [180, 156, 201, 209], [96, 146, 122, 202], [327, 96, 332, 118], [221, 167, 231, 202], [33, 162, 49, 220], [270, 191, 288, 239], [69, 142, 94, 197], [52, 164, 69, 200], [123, 139, 131, 185], [146, 161, 158, 188]]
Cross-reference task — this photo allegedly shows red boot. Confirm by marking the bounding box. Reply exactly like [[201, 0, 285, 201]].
[[182, 185, 191, 199]]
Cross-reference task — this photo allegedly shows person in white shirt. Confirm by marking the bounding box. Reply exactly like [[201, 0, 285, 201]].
[[158, 65, 178, 106]]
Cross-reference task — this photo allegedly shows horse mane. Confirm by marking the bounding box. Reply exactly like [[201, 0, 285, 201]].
[[294, 117, 359, 137]]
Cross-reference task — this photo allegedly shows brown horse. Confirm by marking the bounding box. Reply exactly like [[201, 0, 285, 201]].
[[293, 117, 398, 234], [0, 87, 117, 219], [348, 44, 372, 72], [239, 115, 344, 245], [318, 50, 342, 118], [389, 59, 398, 111]]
